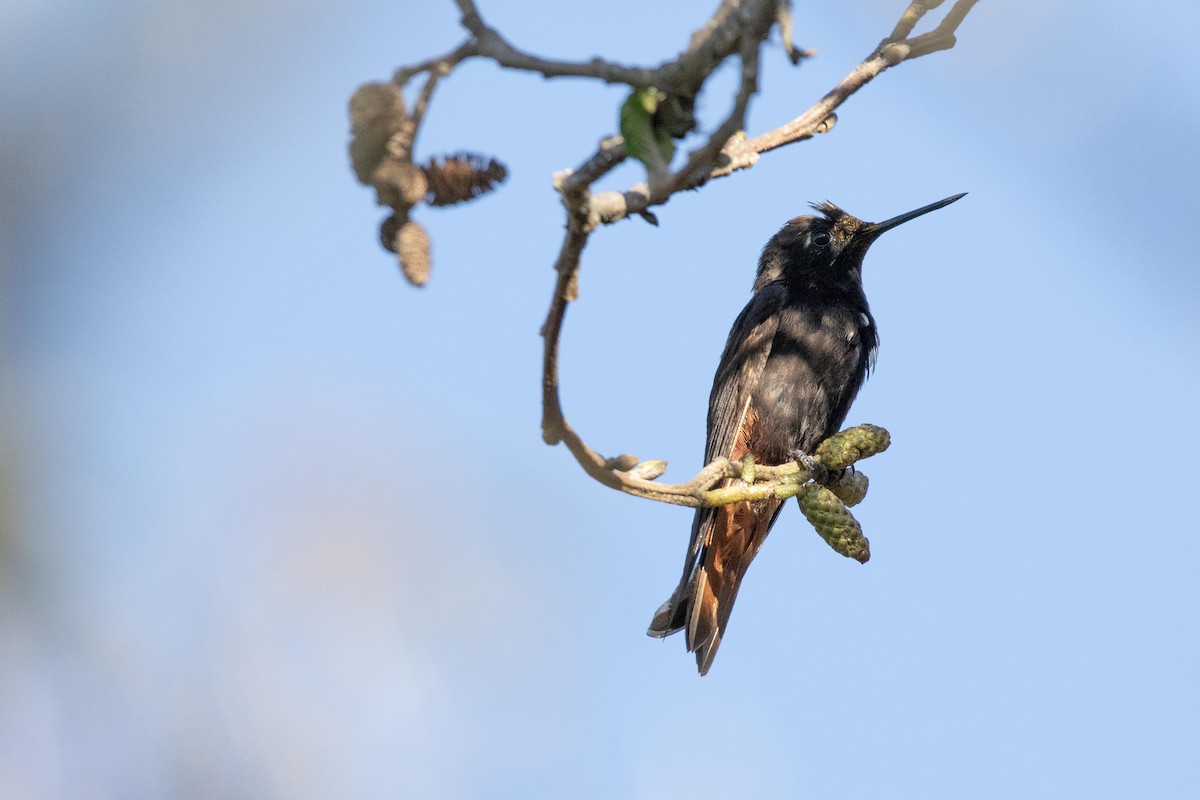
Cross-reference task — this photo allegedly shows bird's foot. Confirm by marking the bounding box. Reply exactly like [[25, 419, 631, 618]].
[[791, 450, 828, 484]]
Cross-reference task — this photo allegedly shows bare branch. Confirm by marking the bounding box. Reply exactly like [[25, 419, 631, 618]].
[[538, 202, 590, 448], [776, 1, 817, 65], [556, 136, 627, 197], [940, 0, 981, 34], [392, 40, 476, 88], [360, 1, 977, 507], [408, 70, 447, 148], [535, 0, 976, 500], [888, 0, 946, 42], [567, 0, 977, 229], [744, 43, 905, 157], [904, 0, 979, 57], [747, 0, 977, 155], [452, 0, 776, 94], [455, 0, 660, 87], [659, 24, 763, 201]]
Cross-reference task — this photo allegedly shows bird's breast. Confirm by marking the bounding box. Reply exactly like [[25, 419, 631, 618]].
[[747, 303, 875, 462]]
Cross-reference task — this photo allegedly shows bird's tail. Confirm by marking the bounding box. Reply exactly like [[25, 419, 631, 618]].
[[645, 554, 740, 676], [647, 498, 783, 675], [646, 582, 691, 639]]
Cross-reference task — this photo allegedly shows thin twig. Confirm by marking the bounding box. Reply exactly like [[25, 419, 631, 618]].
[[452, 0, 752, 92], [889, 0, 944, 42], [659, 26, 763, 201], [539, 203, 591, 447], [393, 40, 477, 87], [776, 1, 816, 64], [744, 43, 907, 157], [408, 72, 444, 147], [906, 0, 979, 57]]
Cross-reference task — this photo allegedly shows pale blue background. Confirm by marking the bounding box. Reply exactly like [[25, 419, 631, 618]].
[[3, 1, 1199, 797]]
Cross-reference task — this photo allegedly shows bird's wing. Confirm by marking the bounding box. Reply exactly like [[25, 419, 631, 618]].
[[703, 282, 789, 464], [688, 494, 783, 674], [646, 284, 788, 670], [686, 281, 787, 569], [687, 283, 789, 673]]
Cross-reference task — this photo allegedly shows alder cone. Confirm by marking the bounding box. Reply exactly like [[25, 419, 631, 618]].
[[797, 483, 870, 563], [396, 220, 431, 286], [422, 153, 507, 206], [373, 160, 429, 209], [348, 82, 408, 184]]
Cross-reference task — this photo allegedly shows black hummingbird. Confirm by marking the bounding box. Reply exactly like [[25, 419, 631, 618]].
[[647, 193, 966, 675]]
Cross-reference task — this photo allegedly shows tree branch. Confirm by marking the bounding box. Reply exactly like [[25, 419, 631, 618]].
[[362, 1, 977, 507], [535, 0, 975, 500], [451, 0, 776, 94], [661, 21, 763, 200], [392, 40, 476, 88]]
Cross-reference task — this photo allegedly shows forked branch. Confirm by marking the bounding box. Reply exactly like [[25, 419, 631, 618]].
[[359, 0, 978, 505], [537, 0, 977, 498]]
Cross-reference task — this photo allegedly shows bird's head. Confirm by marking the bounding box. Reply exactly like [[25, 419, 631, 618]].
[[754, 193, 965, 292]]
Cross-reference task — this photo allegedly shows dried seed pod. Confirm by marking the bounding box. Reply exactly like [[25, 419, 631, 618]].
[[379, 213, 405, 253], [349, 82, 409, 184], [372, 159, 429, 209], [815, 424, 891, 471], [797, 483, 870, 563], [396, 220, 431, 286], [421, 152, 508, 207], [826, 469, 869, 507]]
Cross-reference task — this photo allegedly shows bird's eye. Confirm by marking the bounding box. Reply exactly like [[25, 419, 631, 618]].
[[811, 231, 831, 247]]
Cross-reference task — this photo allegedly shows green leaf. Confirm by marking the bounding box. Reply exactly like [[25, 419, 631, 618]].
[[620, 87, 675, 176]]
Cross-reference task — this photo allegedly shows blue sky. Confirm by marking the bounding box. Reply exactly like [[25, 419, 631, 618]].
[[3, 1, 1199, 797]]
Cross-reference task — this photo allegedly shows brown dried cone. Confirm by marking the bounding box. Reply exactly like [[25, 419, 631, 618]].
[[379, 213, 404, 253], [348, 83, 410, 184], [797, 483, 870, 563], [422, 153, 508, 207], [826, 469, 869, 507], [372, 159, 428, 209], [380, 215, 432, 286], [814, 424, 891, 471]]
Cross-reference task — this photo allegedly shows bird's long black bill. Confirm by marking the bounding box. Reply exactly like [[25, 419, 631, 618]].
[[866, 192, 967, 236]]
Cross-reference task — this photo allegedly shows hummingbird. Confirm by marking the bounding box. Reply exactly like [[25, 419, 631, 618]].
[[647, 193, 966, 675]]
